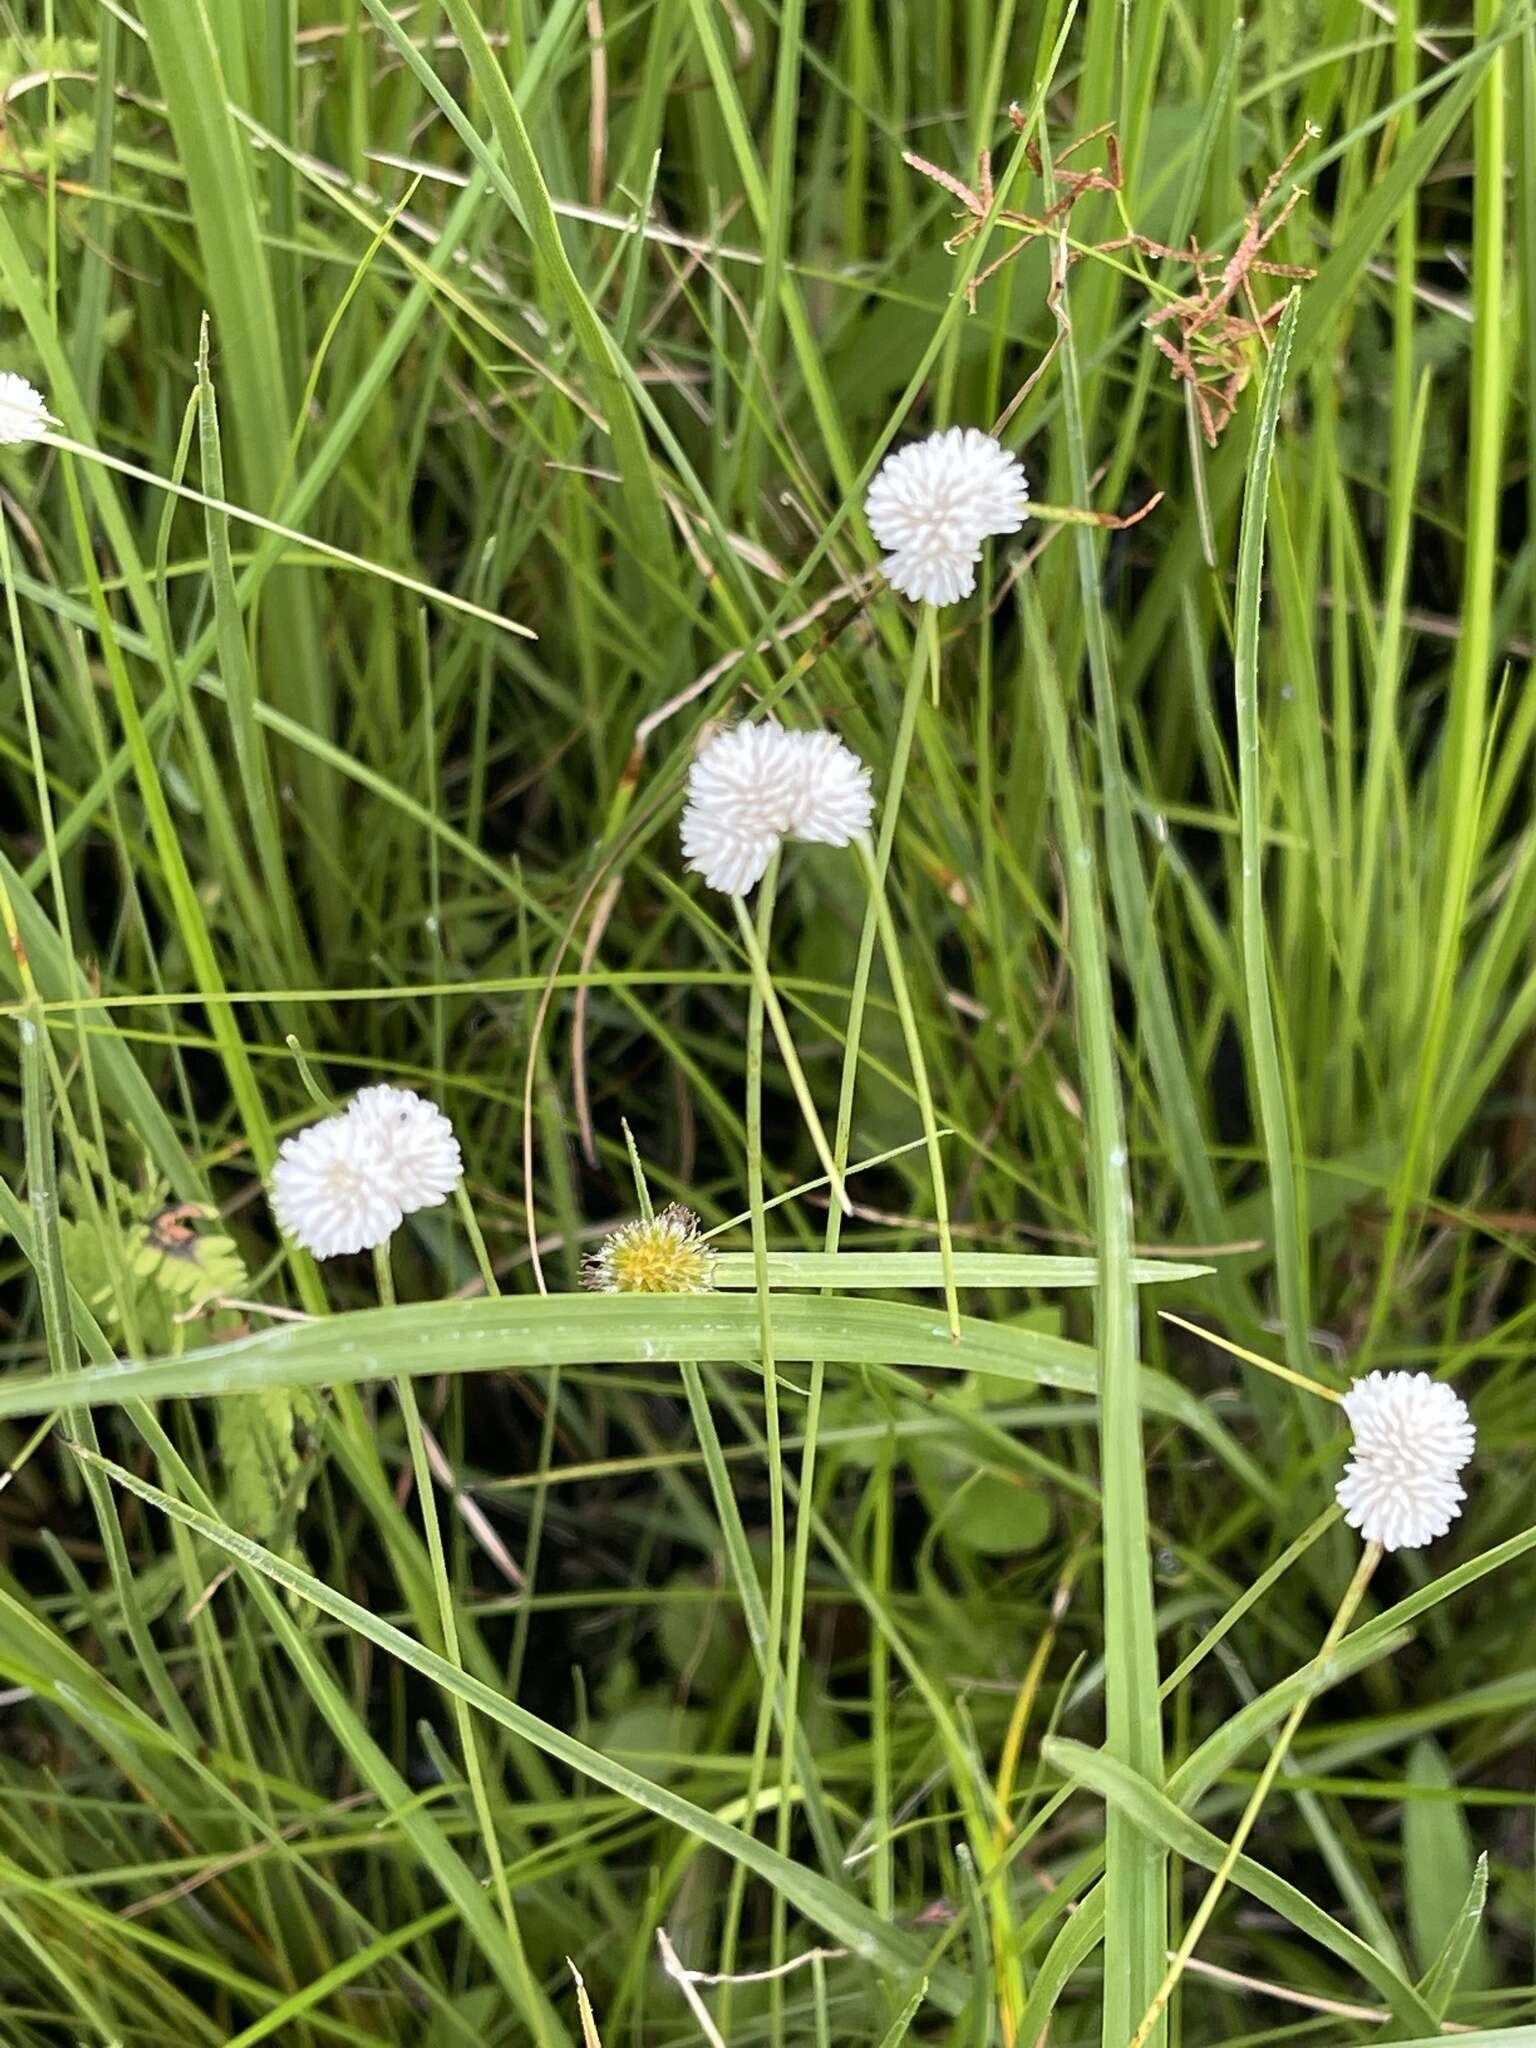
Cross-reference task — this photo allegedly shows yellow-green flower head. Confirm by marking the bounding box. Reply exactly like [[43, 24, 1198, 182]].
[[583, 1205, 718, 1295]]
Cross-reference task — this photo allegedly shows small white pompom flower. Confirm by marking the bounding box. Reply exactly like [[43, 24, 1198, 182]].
[[583, 1204, 718, 1294], [681, 721, 875, 894], [346, 1084, 463, 1214], [680, 719, 802, 895], [783, 730, 875, 845], [864, 426, 1029, 606], [0, 373, 54, 447], [1335, 1370, 1476, 1552], [269, 1113, 402, 1260]]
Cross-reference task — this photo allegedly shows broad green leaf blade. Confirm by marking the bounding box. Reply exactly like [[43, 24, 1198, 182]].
[[0, 1293, 1277, 1501], [709, 1253, 1213, 1288]]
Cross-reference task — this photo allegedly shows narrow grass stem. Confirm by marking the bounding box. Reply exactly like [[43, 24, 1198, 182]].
[[1128, 1541, 1383, 2048], [375, 1242, 551, 2047], [1024, 570, 1166, 2048], [718, 861, 787, 2019], [772, 615, 935, 1938], [855, 833, 961, 1338], [731, 891, 849, 1214]]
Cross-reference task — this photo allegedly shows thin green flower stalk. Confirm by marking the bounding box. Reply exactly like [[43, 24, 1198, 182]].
[[773, 613, 936, 1944], [716, 854, 787, 2032], [729, 896, 850, 1215], [854, 832, 961, 1339], [680, 716, 877, 1214], [372, 1242, 553, 2046]]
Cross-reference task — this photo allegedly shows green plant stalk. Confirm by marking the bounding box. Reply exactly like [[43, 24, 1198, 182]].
[[195, 321, 309, 986], [771, 610, 939, 1940], [404, 0, 679, 610], [1023, 577, 1166, 2047], [0, 513, 142, 1347], [1044, 154, 1234, 1306], [717, 859, 788, 2027], [1231, 297, 1316, 1397], [41, 432, 531, 641], [766, 631, 944, 1983], [1363, 0, 1507, 1350], [136, 0, 335, 850], [855, 836, 961, 1339], [8, 976, 197, 1750], [731, 892, 849, 1214], [65, 1443, 965, 2007], [371, 1247, 556, 2045], [58, 462, 281, 1184]]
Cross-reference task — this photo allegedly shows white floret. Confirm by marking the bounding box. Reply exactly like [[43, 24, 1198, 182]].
[[346, 1085, 463, 1214], [269, 1114, 402, 1259], [864, 425, 1029, 607], [1335, 1370, 1476, 1552]]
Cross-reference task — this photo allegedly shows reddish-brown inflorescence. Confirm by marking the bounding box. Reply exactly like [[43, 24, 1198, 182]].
[[906, 115, 1317, 445]]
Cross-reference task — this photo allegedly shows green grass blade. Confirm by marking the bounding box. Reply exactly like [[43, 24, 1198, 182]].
[[1043, 1738, 1439, 2034], [72, 1441, 963, 2012], [1021, 580, 1166, 2044]]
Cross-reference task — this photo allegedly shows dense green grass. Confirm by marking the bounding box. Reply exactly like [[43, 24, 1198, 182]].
[[1, 1, 1535, 2042]]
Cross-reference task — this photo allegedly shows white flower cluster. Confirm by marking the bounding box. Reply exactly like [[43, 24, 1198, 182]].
[[0, 373, 54, 447], [269, 1085, 463, 1259], [1335, 1370, 1476, 1552], [680, 720, 874, 895], [864, 426, 1029, 605]]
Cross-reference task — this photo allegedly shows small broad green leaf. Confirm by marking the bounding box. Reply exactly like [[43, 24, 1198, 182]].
[[598, 1702, 709, 1782], [217, 1381, 318, 1548], [656, 1572, 740, 1700], [935, 1469, 1052, 1556], [1405, 1739, 1493, 1992]]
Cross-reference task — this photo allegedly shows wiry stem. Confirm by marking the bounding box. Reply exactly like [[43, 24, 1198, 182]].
[[731, 892, 849, 1214]]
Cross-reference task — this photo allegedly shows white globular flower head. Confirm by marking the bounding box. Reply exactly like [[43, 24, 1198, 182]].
[[1335, 1370, 1476, 1552], [680, 721, 876, 894], [864, 426, 1029, 607], [680, 720, 803, 895], [783, 730, 875, 845], [346, 1084, 463, 1214], [269, 1085, 463, 1259], [0, 373, 54, 448], [269, 1114, 402, 1260]]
